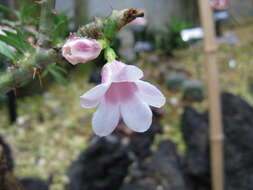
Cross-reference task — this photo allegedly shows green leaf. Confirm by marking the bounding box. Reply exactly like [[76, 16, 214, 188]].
[[0, 4, 19, 18], [52, 64, 68, 74], [47, 64, 68, 86], [52, 13, 69, 45], [0, 28, 34, 53], [0, 33, 22, 52], [19, 3, 40, 25], [15, 28, 34, 51], [0, 41, 18, 60], [41, 69, 49, 78]]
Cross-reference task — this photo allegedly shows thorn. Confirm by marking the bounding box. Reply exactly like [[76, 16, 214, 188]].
[[38, 73, 43, 88], [33, 68, 37, 80]]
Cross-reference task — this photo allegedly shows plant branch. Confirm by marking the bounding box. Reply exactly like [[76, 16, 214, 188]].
[[0, 8, 144, 96], [77, 8, 144, 38]]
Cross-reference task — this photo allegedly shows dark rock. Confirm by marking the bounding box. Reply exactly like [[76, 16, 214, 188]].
[[166, 72, 187, 91], [0, 135, 14, 172], [181, 106, 210, 189], [67, 136, 132, 190], [19, 178, 49, 190], [0, 138, 24, 190], [219, 92, 253, 190], [88, 72, 101, 84], [127, 120, 162, 161], [121, 140, 186, 190], [182, 80, 205, 102], [181, 92, 253, 190]]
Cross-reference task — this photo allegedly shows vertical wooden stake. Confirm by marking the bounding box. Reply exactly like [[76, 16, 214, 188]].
[[197, 0, 224, 190]]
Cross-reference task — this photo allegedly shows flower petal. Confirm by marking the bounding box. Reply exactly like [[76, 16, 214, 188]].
[[80, 84, 110, 108], [116, 65, 143, 82], [101, 60, 143, 83], [101, 61, 125, 83], [120, 95, 152, 132], [62, 37, 102, 65], [92, 99, 120, 136], [136, 80, 166, 108]]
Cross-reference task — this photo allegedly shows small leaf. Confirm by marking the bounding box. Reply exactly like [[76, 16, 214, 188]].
[[0, 4, 19, 18], [52, 13, 69, 45], [47, 64, 68, 86], [0, 33, 22, 52], [52, 64, 68, 74], [0, 41, 18, 60], [19, 3, 40, 25], [0, 28, 33, 53]]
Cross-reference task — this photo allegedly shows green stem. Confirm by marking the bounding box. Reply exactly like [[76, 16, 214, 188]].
[[0, 48, 60, 95], [104, 47, 117, 62]]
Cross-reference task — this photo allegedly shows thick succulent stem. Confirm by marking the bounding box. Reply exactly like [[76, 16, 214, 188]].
[[0, 8, 144, 96]]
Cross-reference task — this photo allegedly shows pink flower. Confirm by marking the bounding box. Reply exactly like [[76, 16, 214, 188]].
[[127, 17, 147, 26], [80, 60, 166, 136], [62, 37, 102, 65]]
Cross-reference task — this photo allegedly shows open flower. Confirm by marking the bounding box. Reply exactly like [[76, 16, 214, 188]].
[[62, 37, 102, 65], [80, 60, 166, 136]]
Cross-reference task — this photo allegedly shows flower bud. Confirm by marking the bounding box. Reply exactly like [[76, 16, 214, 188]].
[[62, 37, 102, 65]]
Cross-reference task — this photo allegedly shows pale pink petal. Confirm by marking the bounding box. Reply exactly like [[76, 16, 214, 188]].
[[105, 82, 137, 104], [136, 81, 166, 108], [101, 60, 143, 83], [116, 65, 143, 82], [101, 60, 125, 83], [80, 84, 110, 108], [62, 37, 102, 65], [92, 99, 120, 136], [120, 95, 152, 132]]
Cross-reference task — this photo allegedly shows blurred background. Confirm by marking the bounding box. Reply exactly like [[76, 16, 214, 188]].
[[0, 0, 253, 190]]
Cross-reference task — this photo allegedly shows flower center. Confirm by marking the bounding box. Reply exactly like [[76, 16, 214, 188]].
[[105, 82, 137, 104]]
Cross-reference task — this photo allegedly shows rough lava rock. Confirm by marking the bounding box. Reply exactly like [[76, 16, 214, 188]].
[[181, 106, 211, 190], [182, 92, 253, 190], [121, 140, 186, 190], [0, 135, 14, 172], [19, 177, 50, 190], [67, 136, 132, 190]]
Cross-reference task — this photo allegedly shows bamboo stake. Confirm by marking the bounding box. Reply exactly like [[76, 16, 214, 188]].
[[197, 0, 224, 190]]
